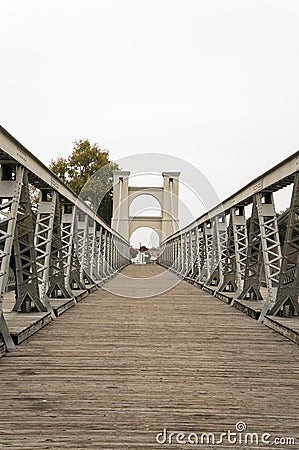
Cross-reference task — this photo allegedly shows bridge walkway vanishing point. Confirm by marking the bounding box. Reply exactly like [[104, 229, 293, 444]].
[[0, 264, 297, 449]]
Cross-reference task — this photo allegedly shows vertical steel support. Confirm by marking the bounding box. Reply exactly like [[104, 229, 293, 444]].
[[257, 192, 282, 309], [62, 204, 85, 291], [12, 170, 46, 313], [172, 239, 176, 268], [0, 164, 26, 349], [194, 226, 204, 283], [187, 232, 193, 277], [199, 221, 213, 282], [173, 239, 177, 269], [35, 190, 70, 303], [239, 192, 282, 309], [270, 173, 299, 316], [206, 215, 227, 288], [102, 229, 109, 278], [187, 230, 196, 279], [114, 236, 120, 270], [106, 232, 111, 276], [96, 227, 105, 280], [179, 234, 184, 274], [192, 229, 197, 279], [110, 234, 116, 273], [173, 237, 179, 272], [219, 207, 248, 293], [239, 197, 264, 300], [88, 218, 99, 282], [184, 233, 189, 276], [76, 212, 94, 285]]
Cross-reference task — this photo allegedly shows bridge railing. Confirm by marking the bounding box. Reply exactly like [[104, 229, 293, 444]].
[[0, 126, 130, 349], [160, 151, 299, 320]]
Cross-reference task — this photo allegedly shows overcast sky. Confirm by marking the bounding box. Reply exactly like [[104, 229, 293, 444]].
[[1, 0, 299, 245]]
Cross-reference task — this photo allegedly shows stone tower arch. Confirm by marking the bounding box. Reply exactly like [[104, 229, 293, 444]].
[[111, 171, 180, 242]]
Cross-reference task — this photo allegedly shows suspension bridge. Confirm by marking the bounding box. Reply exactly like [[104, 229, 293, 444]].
[[0, 125, 298, 448]]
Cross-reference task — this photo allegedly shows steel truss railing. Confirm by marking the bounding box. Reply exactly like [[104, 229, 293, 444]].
[[0, 126, 130, 350], [160, 151, 299, 320]]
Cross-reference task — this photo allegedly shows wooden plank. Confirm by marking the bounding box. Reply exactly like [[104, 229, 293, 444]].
[[4, 311, 52, 344], [85, 283, 97, 293], [50, 298, 76, 317], [73, 289, 88, 302], [232, 298, 264, 320], [0, 265, 297, 449], [263, 316, 299, 345]]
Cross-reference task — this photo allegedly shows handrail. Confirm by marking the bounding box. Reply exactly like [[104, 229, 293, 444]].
[[0, 125, 128, 244], [162, 150, 299, 242]]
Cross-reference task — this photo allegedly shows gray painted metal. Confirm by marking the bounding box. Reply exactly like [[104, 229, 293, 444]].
[[160, 151, 299, 317], [0, 126, 130, 349]]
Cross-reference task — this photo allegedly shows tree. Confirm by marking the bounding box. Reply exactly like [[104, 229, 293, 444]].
[[50, 139, 119, 225]]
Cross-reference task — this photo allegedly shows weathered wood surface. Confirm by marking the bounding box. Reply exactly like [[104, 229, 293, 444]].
[[0, 265, 298, 449]]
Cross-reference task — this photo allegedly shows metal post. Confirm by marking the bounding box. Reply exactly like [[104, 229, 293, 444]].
[[206, 215, 227, 288], [0, 164, 27, 349], [194, 226, 204, 283], [12, 169, 46, 314], [238, 197, 264, 301], [62, 204, 85, 291], [199, 221, 213, 282], [270, 173, 299, 316], [239, 191, 282, 312], [35, 190, 70, 304], [219, 206, 248, 293]]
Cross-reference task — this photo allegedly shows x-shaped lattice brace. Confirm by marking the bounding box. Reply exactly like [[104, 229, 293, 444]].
[[179, 235, 184, 274], [239, 192, 282, 314], [186, 230, 197, 280], [270, 173, 299, 316], [87, 217, 100, 282], [115, 236, 127, 270], [179, 233, 188, 276], [35, 190, 71, 302], [219, 206, 248, 294], [173, 237, 180, 272], [76, 211, 95, 285], [0, 165, 52, 349], [99, 228, 108, 279], [194, 226, 204, 283], [12, 169, 47, 314], [189, 228, 199, 281], [0, 165, 25, 349], [62, 204, 85, 291], [112, 234, 120, 270], [198, 222, 213, 282], [110, 234, 119, 272], [105, 232, 115, 278], [95, 227, 105, 280], [172, 238, 178, 270], [163, 238, 172, 269], [239, 197, 264, 300], [183, 233, 190, 276], [205, 215, 227, 288], [172, 238, 178, 271]]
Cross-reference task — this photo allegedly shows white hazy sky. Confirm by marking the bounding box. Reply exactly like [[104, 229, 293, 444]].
[[1, 0, 299, 240]]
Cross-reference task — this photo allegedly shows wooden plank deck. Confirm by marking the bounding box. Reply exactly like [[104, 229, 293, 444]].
[[2, 289, 89, 344], [0, 265, 298, 449]]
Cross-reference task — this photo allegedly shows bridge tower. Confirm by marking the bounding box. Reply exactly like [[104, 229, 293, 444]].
[[111, 171, 180, 243]]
